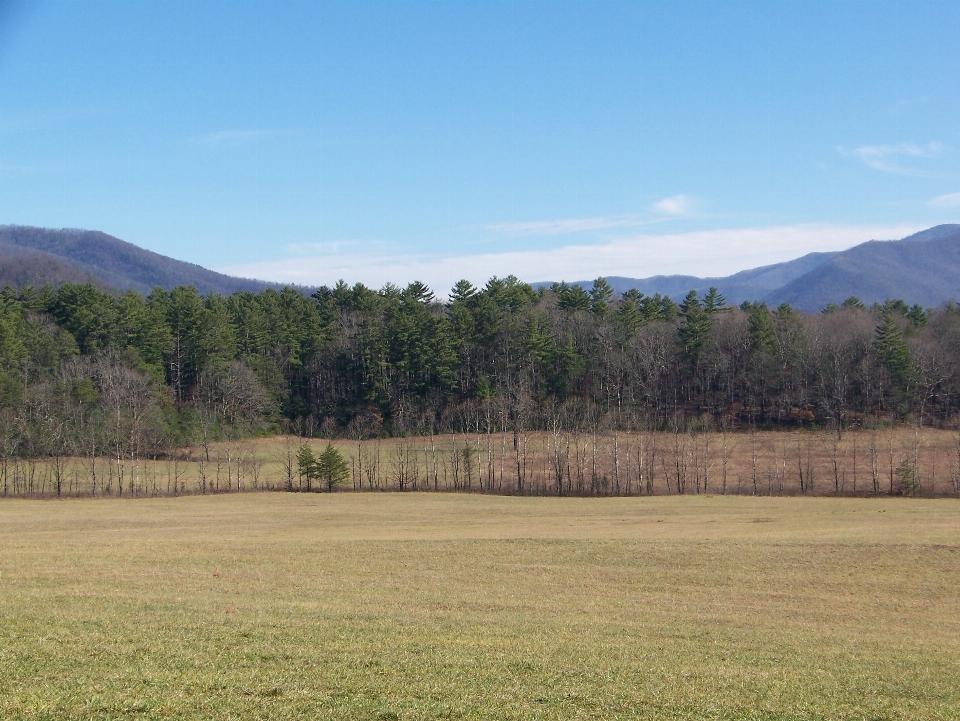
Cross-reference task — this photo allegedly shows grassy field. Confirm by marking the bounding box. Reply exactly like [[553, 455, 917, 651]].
[[5, 428, 960, 498], [1, 494, 959, 719]]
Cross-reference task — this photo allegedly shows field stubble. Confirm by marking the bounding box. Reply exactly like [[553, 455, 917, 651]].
[[3, 428, 960, 498], [0, 493, 958, 719]]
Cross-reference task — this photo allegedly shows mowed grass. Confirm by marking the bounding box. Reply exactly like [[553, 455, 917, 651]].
[[1, 494, 959, 720]]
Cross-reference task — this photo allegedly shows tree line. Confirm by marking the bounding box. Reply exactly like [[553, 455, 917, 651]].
[[1, 276, 959, 489]]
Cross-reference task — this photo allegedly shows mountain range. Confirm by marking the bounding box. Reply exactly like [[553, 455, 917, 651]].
[[0, 226, 301, 296], [1, 223, 959, 309], [549, 224, 960, 310]]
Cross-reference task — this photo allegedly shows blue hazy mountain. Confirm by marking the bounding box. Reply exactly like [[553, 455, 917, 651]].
[[545, 224, 960, 310], [0, 225, 304, 295], [3, 223, 959, 309]]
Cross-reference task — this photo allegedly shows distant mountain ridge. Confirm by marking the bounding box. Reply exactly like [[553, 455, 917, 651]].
[[3, 223, 959, 309], [0, 226, 307, 296], [769, 225, 960, 309], [544, 224, 960, 310], [589, 251, 840, 304]]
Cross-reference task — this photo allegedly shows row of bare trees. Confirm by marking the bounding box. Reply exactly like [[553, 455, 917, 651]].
[[0, 354, 161, 496], [0, 351, 273, 496], [3, 424, 958, 497], [327, 425, 960, 497]]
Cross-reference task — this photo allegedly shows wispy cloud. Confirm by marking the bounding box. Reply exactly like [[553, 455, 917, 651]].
[[841, 141, 944, 175], [283, 240, 376, 255], [218, 223, 921, 297], [192, 129, 288, 146], [652, 194, 695, 216], [486, 214, 645, 238], [928, 191, 960, 208], [485, 200, 699, 238], [891, 96, 932, 115]]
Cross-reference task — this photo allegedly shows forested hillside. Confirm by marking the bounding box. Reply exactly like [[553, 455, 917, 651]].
[[2, 275, 959, 475], [0, 225, 299, 295]]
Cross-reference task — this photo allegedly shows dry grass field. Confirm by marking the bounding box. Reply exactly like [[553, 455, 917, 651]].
[[1, 493, 959, 719], [5, 428, 960, 498]]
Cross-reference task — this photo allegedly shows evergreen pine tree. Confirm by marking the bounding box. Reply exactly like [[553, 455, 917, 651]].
[[657, 294, 679, 321], [874, 313, 914, 388], [449, 279, 478, 305], [558, 284, 591, 312], [615, 289, 644, 337], [297, 443, 317, 492], [678, 290, 712, 361], [317, 443, 350, 491], [703, 287, 728, 313], [907, 304, 927, 327], [748, 304, 778, 354], [589, 277, 614, 318]]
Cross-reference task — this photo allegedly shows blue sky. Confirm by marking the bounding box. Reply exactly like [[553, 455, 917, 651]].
[[2, 0, 959, 292]]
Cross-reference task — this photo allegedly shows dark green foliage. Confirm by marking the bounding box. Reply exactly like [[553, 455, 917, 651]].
[[678, 290, 712, 361], [525, 316, 553, 365], [875, 313, 914, 388], [703, 287, 728, 314], [654, 294, 679, 321], [386, 283, 457, 396], [296, 442, 349, 492], [316, 443, 350, 491], [907, 304, 927, 327], [48, 283, 117, 353], [882, 298, 910, 317], [615, 289, 644, 338], [115, 290, 172, 376], [548, 334, 586, 398], [0, 299, 27, 372], [589, 278, 614, 318], [486, 276, 536, 312], [70, 378, 99, 406], [747, 304, 778, 354], [0, 270, 958, 470], [449, 279, 478, 305], [474, 375, 494, 400], [554, 282, 591, 312], [297, 443, 317, 492]]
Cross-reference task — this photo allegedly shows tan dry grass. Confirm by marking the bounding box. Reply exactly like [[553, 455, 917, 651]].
[[6, 428, 959, 497], [1, 493, 959, 719]]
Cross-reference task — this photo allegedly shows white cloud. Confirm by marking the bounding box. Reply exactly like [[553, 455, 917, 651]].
[[283, 240, 371, 255], [486, 214, 644, 237], [842, 141, 943, 174], [652, 194, 694, 216], [891, 96, 931, 115], [218, 223, 922, 297], [928, 191, 960, 208], [485, 202, 697, 239]]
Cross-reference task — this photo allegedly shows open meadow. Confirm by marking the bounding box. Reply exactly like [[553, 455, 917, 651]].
[[4, 428, 960, 498], [1, 493, 959, 720]]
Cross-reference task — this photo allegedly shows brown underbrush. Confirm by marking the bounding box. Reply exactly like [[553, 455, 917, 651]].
[[3, 427, 959, 497]]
